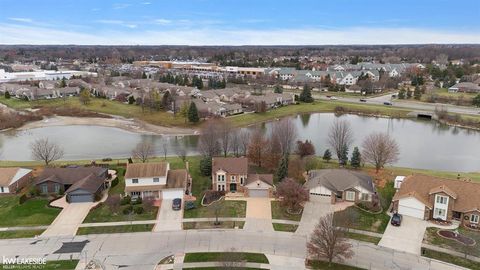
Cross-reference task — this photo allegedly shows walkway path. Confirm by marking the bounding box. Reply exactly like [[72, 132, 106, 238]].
[[153, 199, 182, 232]]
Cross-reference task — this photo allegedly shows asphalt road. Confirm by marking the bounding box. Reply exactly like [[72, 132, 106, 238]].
[[0, 230, 466, 270]]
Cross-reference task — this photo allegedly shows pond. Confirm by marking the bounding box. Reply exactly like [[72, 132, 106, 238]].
[[0, 113, 479, 172]]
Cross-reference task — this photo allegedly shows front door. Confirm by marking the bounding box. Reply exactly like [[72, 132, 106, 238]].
[[230, 183, 237, 192]]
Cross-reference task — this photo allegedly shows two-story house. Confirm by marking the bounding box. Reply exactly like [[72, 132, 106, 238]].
[[211, 157, 274, 197], [392, 174, 480, 228], [124, 162, 190, 200]]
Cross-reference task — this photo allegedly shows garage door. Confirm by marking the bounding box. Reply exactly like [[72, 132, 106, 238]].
[[398, 198, 425, 219], [249, 189, 268, 197], [68, 193, 93, 203], [162, 189, 184, 200]]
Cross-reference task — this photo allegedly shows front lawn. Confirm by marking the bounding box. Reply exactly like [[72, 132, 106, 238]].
[[0, 260, 79, 270], [184, 199, 246, 219], [271, 201, 302, 221], [272, 223, 298, 232], [345, 232, 381, 245], [77, 224, 153, 235], [423, 227, 480, 257], [0, 197, 61, 227], [184, 252, 269, 264], [307, 260, 366, 270], [0, 230, 45, 239], [183, 221, 244, 230], [423, 249, 480, 270]]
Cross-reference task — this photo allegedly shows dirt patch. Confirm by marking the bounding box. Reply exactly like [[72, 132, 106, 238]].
[[371, 220, 382, 231]]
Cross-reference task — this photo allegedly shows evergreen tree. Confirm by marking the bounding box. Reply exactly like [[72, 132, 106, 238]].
[[60, 77, 67, 88], [473, 94, 480, 107], [406, 88, 412, 99], [299, 84, 313, 103], [187, 102, 200, 123], [128, 95, 135, 104], [350, 147, 361, 169], [4, 91, 10, 99], [199, 156, 212, 176], [414, 85, 422, 100], [339, 145, 349, 166], [274, 85, 283, 93], [275, 154, 289, 182], [142, 72, 147, 79], [322, 149, 332, 162], [398, 88, 406, 99]]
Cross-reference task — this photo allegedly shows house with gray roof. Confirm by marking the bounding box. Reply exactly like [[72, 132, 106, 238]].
[[305, 169, 376, 204]]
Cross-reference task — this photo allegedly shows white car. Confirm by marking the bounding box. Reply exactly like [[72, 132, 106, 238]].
[[329, 96, 338, 100]]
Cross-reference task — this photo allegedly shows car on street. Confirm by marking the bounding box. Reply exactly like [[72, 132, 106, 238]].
[[383, 101, 393, 106], [172, 198, 182, 211], [329, 96, 338, 100], [359, 98, 367, 102], [391, 213, 402, 226]]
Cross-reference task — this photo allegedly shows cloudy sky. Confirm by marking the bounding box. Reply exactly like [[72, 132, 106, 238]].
[[0, 0, 479, 45]]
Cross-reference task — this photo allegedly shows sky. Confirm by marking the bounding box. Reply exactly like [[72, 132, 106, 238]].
[[0, 0, 479, 45]]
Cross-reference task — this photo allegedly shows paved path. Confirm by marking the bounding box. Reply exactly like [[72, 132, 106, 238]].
[[0, 230, 467, 270], [153, 199, 182, 232], [296, 197, 333, 236], [157, 261, 271, 270], [379, 216, 427, 255], [229, 197, 274, 233]]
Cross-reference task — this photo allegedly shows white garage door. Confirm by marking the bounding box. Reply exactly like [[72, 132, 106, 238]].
[[162, 189, 184, 200], [398, 198, 425, 219], [249, 189, 269, 197], [309, 186, 331, 197]]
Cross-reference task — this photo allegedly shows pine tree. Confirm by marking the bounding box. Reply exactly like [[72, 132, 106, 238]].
[[398, 88, 406, 99], [128, 95, 135, 104], [275, 154, 289, 182], [339, 145, 349, 166], [187, 102, 200, 123], [322, 149, 332, 162], [414, 85, 422, 100], [299, 84, 313, 103], [4, 91, 10, 99], [350, 147, 361, 169], [274, 85, 283, 93]]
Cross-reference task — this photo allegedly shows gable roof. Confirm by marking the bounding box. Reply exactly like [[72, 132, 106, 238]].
[[212, 157, 248, 175], [125, 162, 168, 179], [305, 169, 375, 193], [36, 166, 107, 186], [66, 173, 104, 193], [0, 167, 31, 186], [166, 169, 189, 189], [392, 174, 480, 212], [245, 174, 274, 186]]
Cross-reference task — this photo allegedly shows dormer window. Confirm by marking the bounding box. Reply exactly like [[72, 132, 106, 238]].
[[436, 195, 448, 204]]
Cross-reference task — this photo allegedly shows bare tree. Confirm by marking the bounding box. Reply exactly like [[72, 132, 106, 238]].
[[361, 132, 400, 173], [272, 118, 297, 155], [30, 138, 64, 166], [230, 132, 241, 157], [328, 119, 354, 160], [198, 121, 220, 157], [175, 142, 188, 163], [238, 130, 250, 156], [132, 141, 154, 163], [307, 214, 354, 266], [218, 120, 232, 157], [162, 141, 168, 160], [247, 128, 267, 167]]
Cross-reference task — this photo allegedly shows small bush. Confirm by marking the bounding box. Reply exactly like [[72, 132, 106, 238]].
[[102, 158, 113, 162], [133, 197, 142, 205], [134, 206, 144, 214], [111, 177, 119, 188], [184, 201, 196, 210], [122, 205, 133, 215], [19, 194, 28, 204], [121, 195, 131, 205]]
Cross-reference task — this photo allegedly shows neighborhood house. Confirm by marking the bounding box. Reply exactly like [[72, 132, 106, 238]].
[[35, 166, 109, 203], [124, 162, 191, 200], [0, 167, 33, 194], [211, 157, 274, 197], [392, 174, 480, 228], [305, 169, 376, 204]]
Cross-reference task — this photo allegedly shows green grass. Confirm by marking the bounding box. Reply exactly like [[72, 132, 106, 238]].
[[272, 223, 298, 232], [0, 197, 61, 227], [184, 200, 247, 218], [0, 260, 79, 270], [423, 227, 480, 257], [183, 268, 266, 270], [0, 230, 45, 239], [183, 221, 244, 230], [345, 232, 381, 245], [271, 201, 302, 221], [76, 224, 153, 235], [423, 249, 480, 270], [308, 260, 366, 270], [184, 252, 269, 264]]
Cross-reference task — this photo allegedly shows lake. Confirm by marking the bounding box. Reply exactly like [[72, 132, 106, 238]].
[[0, 113, 479, 172]]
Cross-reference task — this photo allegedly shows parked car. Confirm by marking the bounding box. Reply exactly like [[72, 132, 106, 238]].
[[359, 98, 367, 102], [330, 96, 338, 100], [383, 101, 393, 106], [391, 213, 402, 226], [172, 198, 182, 211]]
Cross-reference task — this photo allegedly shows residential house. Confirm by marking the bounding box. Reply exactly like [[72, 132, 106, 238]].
[[305, 169, 376, 204], [392, 174, 480, 228], [124, 162, 190, 200], [0, 167, 32, 194], [35, 166, 109, 203], [448, 82, 480, 93], [211, 157, 274, 197]]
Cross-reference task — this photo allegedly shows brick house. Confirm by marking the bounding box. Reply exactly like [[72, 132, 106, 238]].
[[392, 174, 480, 228], [0, 167, 33, 194], [211, 157, 274, 197]]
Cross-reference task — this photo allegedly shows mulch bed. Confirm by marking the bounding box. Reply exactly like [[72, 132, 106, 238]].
[[438, 230, 476, 246]]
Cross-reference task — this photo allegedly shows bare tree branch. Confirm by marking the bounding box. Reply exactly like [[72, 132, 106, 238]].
[[132, 141, 154, 163], [30, 138, 64, 166], [328, 119, 354, 160], [361, 132, 400, 172]]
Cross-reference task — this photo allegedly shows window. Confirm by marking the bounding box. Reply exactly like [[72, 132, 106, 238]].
[[131, 191, 141, 198], [153, 178, 159, 183], [217, 175, 225, 182], [231, 175, 236, 181], [0, 187, 4, 193], [471, 215, 479, 224], [54, 184, 60, 193], [240, 176, 244, 185], [345, 191, 356, 201], [218, 185, 221, 191], [434, 208, 446, 218], [132, 179, 139, 184], [436, 195, 448, 204], [360, 193, 370, 201], [41, 184, 48, 194]]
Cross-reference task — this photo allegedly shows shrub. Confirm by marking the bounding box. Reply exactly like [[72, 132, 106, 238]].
[[122, 205, 133, 215], [199, 156, 212, 176], [134, 206, 144, 214], [121, 195, 131, 205], [111, 177, 119, 188], [102, 158, 113, 162], [133, 197, 142, 205], [19, 194, 28, 204], [184, 201, 196, 210]]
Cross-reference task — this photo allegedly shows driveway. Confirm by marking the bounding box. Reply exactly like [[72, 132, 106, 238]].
[[378, 216, 427, 255], [230, 197, 273, 232], [296, 196, 333, 236], [153, 199, 183, 232], [41, 197, 95, 237]]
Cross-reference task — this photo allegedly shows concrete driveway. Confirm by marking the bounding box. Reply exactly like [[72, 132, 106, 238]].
[[41, 197, 95, 237], [296, 196, 333, 236], [229, 197, 274, 232], [153, 199, 183, 232], [378, 215, 427, 255]]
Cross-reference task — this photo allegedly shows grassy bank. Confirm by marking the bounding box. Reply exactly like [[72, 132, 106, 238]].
[[272, 223, 298, 232], [183, 221, 244, 230], [307, 260, 366, 270], [0, 197, 61, 227], [77, 224, 153, 235], [271, 201, 302, 221], [0, 230, 45, 239], [423, 249, 480, 270], [184, 252, 269, 264]]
